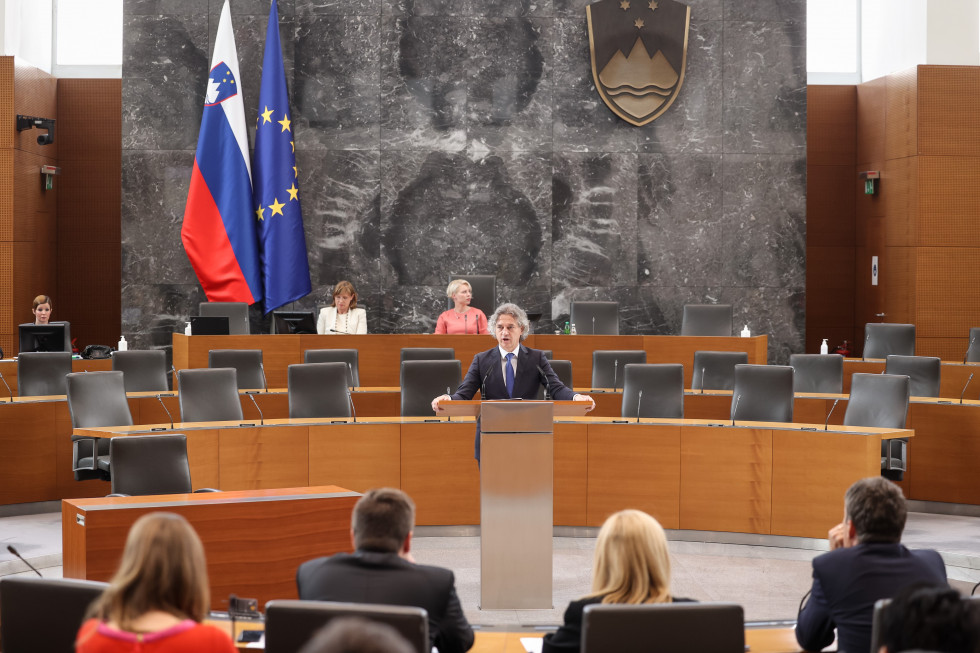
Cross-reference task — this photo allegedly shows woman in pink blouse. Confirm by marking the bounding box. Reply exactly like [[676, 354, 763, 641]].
[[434, 279, 488, 335]]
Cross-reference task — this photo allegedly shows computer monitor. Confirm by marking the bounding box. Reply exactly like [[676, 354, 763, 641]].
[[272, 311, 317, 335], [19, 322, 71, 353], [189, 316, 230, 336]]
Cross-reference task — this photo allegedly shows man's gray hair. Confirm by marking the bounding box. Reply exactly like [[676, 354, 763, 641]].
[[489, 303, 530, 341]]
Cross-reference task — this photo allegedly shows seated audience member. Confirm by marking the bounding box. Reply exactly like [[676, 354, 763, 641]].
[[296, 488, 474, 653], [317, 281, 367, 335], [796, 476, 948, 653], [30, 294, 53, 325], [298, 617, 415, 653], [434, 279, 487, 335], [542, 509, 693, 653], [878, 584, 980, 653], [75, 512, 236, 653]]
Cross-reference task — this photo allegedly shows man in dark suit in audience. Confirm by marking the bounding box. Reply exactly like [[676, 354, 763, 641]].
[[297, 488, 474, 653], [795, 476, 948, 653]]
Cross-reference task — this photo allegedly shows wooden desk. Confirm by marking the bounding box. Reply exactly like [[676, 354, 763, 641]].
[[62, 486, 359, 611], [0, 357, 111, 395], [843, 357, 980, 398], [75, 417, 908, 538]]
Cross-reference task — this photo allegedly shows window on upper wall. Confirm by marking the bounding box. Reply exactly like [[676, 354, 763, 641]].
[[53, 0, 123, 78], [807, 0, 861, 84]]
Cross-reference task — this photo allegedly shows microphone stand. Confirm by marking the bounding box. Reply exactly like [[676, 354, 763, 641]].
[[0, 372, 12, 402]]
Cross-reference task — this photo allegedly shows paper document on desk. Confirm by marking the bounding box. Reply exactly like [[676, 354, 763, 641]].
[[521, 637, 543, 653]]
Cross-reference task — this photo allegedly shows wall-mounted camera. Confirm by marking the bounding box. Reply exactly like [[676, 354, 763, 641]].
[[16, 115, 55, 146]]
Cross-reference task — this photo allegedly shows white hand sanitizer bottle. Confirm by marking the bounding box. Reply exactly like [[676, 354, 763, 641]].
[[184, 321, 192, 336], [117, 335, 128, 351], [740, 324, 751, 338], [820, 338, 829, 355]]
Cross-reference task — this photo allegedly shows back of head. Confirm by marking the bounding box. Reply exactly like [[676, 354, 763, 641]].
[[88, 512, 209, 629], [881, 584, 980, 653], [299, 617, 415, 653], [591, 509, 672, 604], [352, 488, 415, 553], [845, 476, 907, 543]]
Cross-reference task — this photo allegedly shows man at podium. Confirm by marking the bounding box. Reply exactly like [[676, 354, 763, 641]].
[[431, 303, 594, 462]]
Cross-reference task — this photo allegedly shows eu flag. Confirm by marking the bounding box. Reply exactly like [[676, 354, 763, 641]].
[[253, 0, 312, 312]]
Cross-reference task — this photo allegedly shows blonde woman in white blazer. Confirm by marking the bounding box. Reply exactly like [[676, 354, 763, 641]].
[[317, 280, 368, 334]]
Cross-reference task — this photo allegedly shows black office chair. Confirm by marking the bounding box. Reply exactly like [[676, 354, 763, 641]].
[[540, 350, 553, 359], [681, 304, 734, 337], [66, 370, 134, 482], [621, 364, 684, 419], [537, 360, 573, 399], [591, 350, 646, 390], [400, 360, 462, 417], [177, 368, 244, 422], [967, 327, 980, 363], [208, 349, 265, 390], [288, 363, 352, 419], [731, 364, 794, 423], [863, 323, 915, 359], [400, 348, 455, 362], [108, 434, 218, 496], [304, 349, 360, 386], [570, 301, 620, 335], [111, 349, 169, 392], [885, 355, 941, 397], [264, 600, 429, 653], [446, 274, 496, 321], [199, 301, 250, 335], [789, 353, 843, 394], [691, 351, 748, 391], [843, 373, 911, 480], [17, 351, 72, 397], [581, 602, 745, 653], [0, 576, 109, 653]]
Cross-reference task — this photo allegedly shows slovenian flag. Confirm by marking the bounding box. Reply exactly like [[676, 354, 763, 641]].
[[181, 0, 262, 305], [253, 0, 312, 312]]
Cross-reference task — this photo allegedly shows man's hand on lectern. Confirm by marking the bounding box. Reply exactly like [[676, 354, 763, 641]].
[[431, 394, 451, 413], [573, 394, 596, 412]]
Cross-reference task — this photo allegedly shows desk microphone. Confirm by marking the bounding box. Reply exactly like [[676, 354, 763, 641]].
[[536, 365, 551, 400], [592, 316, 596, 335], [464, 314, 468, 335], [863, 332, 871, 361], [612, 359, 619, 391], [0, 372, 12, 402], [347, 362, 355, 391], [347, 386, 357, 422], [699, 367, 706, 394], [731, 394, 741, 426], [965, 337, 977, 364], [245, 391, 264, 425], [481, 363, 497, 399], [259, 363, 268, 392], [6, 545, 42, 577], [960, 372, 974, 404], [636, 389, 643, 423], [824, 398, 840, 431], [169, 365, 177, 390], [156, 394, 175, 429]]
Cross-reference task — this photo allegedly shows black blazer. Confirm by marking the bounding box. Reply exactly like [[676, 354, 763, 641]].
[[451, 345, 576, 461], [296, 551, 474, 653], [541, 594, 697, 653], [795, 542, 947, 653]]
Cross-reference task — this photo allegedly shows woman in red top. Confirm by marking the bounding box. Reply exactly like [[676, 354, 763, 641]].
[[434, 279, 488, 335], [75, 512, 236, 653]]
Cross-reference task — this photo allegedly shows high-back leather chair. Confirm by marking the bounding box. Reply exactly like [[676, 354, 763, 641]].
[[264, 600, 429, 653], [967, 327, 980, 363], [537, 360, 573, 399], [177, 368, 243, 422], [288, 363, 352, 419], [199, 301, 250, 335], [863, 323, 915, 359], [591, 350, 646, 390], [885, 355, 941, 398], [208, 349, 265, 390], [681, 304, 733, 337], [570, 301, 619, 335], [109, 434, 193, 496], [731, 364, 794, 423], [400, 348, 455, 362], [304, 349, 360, 386], [66, 370, 133, 482], [0, 577, 109, 653], [400, 360, 462, 417], [111, 349, 169, 392], [691, 351, 748, 392], [17, 351, 72, 397], [446, 274, 496, 322], [581, 602, 745, 653], [621, 364, 684, 419], [843, 373, 911, 480], [789, 354, 843, 394]]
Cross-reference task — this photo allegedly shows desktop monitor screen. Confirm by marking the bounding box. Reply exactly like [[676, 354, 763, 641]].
[[19, 322, 71, 353], [273, 311, 317, 335]]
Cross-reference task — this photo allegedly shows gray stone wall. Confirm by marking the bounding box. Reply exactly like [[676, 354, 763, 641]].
[[122, 0, 805, 362]]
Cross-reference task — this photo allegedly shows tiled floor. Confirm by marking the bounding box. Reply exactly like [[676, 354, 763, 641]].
[[1, 509, 978, 628]]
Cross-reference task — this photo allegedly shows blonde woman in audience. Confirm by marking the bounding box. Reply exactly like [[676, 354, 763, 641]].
[[75, 512, 236, 653], [542, 509, 694, 653], [317, 280, 368, 335]]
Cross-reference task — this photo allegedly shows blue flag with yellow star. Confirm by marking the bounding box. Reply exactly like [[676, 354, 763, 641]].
[[253, 0, 311, 312]]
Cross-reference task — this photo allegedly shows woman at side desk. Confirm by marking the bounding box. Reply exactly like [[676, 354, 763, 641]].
[[542, 510, 694, 653], [31, 294, 53, 324], [317, 281, 367, 335], [75, 512, 237, 653]]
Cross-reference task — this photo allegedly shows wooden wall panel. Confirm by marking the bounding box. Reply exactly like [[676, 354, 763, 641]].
[[917, 156, 980, 247], [856, 77, 887, 166], [918, 66, 980, 156], [916, 247, 980, 339], [806, 86, 856, 166], [882, 246, 915, 325], [885, 67, 917, 160], [807, 164, 856, 247], [882, 155, 916, 247]]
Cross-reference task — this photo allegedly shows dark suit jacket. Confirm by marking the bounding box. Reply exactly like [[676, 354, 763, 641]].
[[451, 345, 576, 461], [296, 550, 474, 653], [541, 594, 696, 653], [795, 542, 947, 653]]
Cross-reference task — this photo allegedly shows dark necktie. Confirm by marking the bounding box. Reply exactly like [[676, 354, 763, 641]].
[[505, 353, 515, 398]]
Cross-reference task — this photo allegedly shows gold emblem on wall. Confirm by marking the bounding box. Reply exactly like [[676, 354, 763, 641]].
[[587, 0, 690, 126]]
